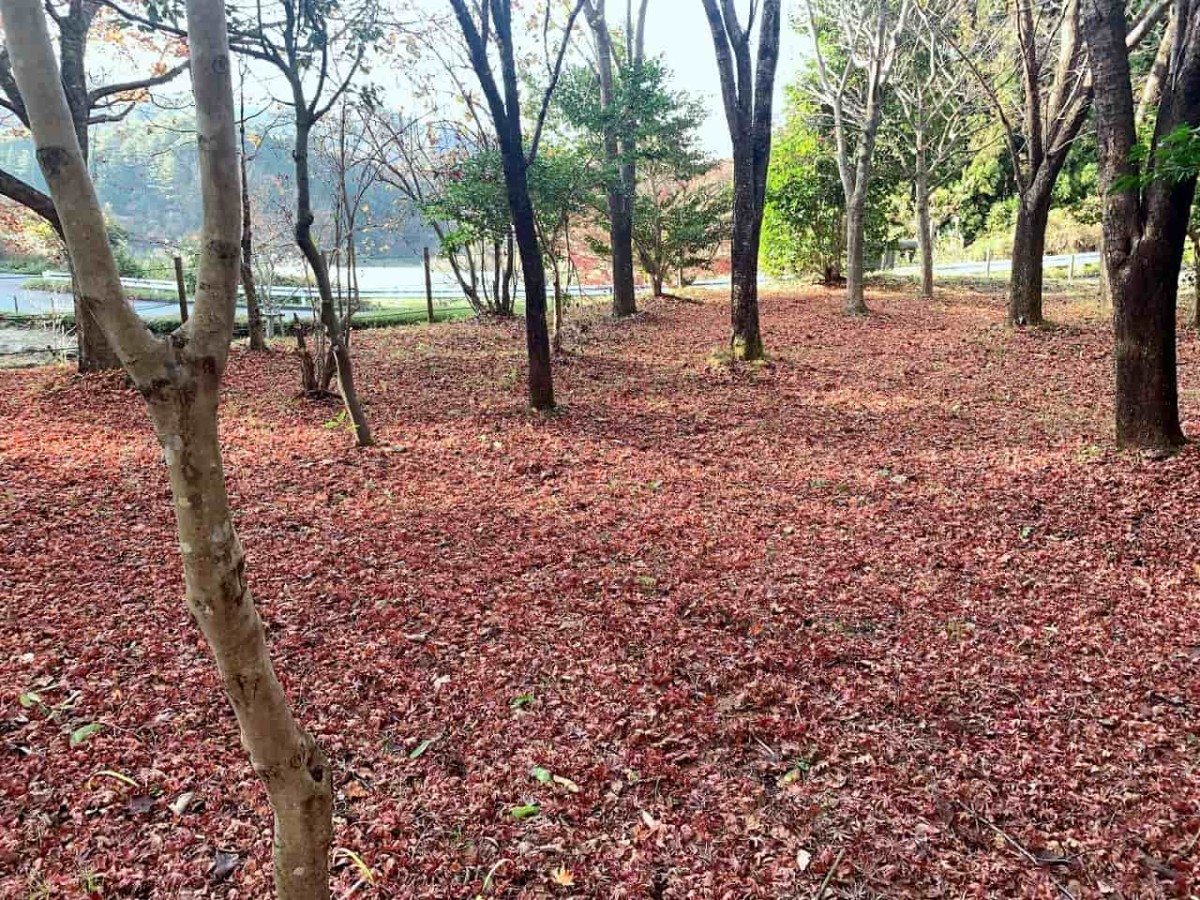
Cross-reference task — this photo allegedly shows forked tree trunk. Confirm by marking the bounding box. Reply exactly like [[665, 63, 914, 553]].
[[701, 0, 781, 361], [0, 0, 335, 896], [1008, 185, 1052, 326]]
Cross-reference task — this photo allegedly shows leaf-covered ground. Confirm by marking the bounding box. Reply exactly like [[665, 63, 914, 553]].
[[3, 286, 1200, 899]]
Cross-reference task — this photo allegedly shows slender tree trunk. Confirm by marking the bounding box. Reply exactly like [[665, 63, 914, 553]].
[[844, 191, 869, 315], [501, 148, 555, 408], [1192, 236, 1200, 328], [149, 395, 333, 900], [609, 181, 637, 316], [240, 177, 265, 350], [1008, 185, 1052, 326], [239, 110, 265, 350], [293, 117, 372, 447], [0, 0, 336, 895], [652, 271, 663, 297], [551, 261, 563, 354], [915, 148, 934, 299], [586, 3, 637, 317]]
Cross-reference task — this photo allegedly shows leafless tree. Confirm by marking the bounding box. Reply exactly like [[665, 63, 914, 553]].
[[805, 0, 912, 315]]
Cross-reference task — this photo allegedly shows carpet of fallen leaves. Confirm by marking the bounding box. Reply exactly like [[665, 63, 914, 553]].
[[3, 284, 1200, 899]]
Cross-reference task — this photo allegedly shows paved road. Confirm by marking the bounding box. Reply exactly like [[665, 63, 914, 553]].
[[888, 251, 1101, 278]]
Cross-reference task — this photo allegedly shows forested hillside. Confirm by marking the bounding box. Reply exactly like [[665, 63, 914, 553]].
[[0, 109, 434, 259]]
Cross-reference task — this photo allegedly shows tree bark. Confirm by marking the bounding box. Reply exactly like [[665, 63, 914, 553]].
[[585, 1, 638, 317], [915, 144, 934, 299], [1192, 234, 1200, 328], [844, 189, 869, 315], [501, 146, 555, 408], [239, 97, 265, 350], [56, 0, 120, 372], [0, 0, 335, 895], [1082, 0, 1198, 451], [701, 0, 781, 361], [1007, 181, 1053, 326], [293, 116, 373, 446]]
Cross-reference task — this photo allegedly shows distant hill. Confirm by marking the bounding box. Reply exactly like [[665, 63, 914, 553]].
[[0, 108, 436, 261]]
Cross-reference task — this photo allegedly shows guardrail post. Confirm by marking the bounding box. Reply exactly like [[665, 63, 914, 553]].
[[424, 247, 434, 324], [174, 255, 188, 323]]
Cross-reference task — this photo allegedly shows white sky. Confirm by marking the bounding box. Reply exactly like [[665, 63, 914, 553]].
[[640, 0, 807, 155]]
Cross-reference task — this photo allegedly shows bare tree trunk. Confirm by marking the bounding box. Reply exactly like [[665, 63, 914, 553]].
[[293, 117, 373, 447], [701, 0, 781, 361], [1110, 253, 1185, 448], [585, 0, 638, 317], [239, 96, 265, 351], [70, 258, 121, 371], [844, 190, 869, 315], [1083, 0, 1197, 451], [1008, 183, 1052, 326], [502, 149, 555, 408], [915, 146, 934, 299], [0, 0, 335, 895], [551, 261, 564, 354]]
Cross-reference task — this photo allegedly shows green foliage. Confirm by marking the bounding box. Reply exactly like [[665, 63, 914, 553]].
[[633, 166, 730, 291], [1117, 125, 1200, 191], [762, 123, 847, 280], [555, 58, 706, 181], [423, 150, 512, 255]]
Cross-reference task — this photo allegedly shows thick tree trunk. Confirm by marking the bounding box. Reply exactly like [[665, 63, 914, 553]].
[[729, 147, 764, 359], [293, 118, 372, 447], [148, 395, 333, 900], [72, 273, 121, 371], [1111, 251, 1185, 449], [1083, 0, 1198, 452], [915, 152, 934, 299], [1008, 186, 1052, 326]]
